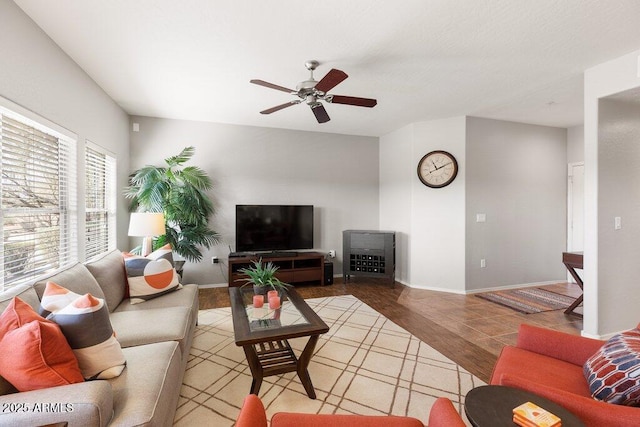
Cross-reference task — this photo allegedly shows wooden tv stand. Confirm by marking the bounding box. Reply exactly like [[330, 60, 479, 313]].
[[228, 251, 325, 287]]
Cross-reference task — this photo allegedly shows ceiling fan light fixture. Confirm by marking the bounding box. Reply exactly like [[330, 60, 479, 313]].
[[250, 60, 377, 124]]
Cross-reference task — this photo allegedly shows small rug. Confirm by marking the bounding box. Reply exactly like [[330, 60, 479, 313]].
[[173, 295, 482, 426], [475, 288, 575, 314]]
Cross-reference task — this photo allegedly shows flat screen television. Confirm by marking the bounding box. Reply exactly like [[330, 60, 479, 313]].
[[235, 205, 314, 252]]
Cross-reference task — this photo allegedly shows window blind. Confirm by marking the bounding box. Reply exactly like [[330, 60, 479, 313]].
[[85, 144, 116, 260], [0, 114, 77, 291]]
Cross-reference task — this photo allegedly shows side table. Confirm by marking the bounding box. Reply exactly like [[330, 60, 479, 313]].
[[464, 385, 585, 426]]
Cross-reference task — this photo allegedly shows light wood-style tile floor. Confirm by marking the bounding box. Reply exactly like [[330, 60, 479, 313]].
[[199, 279, 583, 383]]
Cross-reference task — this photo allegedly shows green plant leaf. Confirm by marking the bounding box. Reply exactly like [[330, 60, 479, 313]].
[[125, 146, 219, 262], [164, 146, 195, 167]]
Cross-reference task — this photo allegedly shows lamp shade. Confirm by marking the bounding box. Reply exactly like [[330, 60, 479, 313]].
[[128, 212, 166, 237]]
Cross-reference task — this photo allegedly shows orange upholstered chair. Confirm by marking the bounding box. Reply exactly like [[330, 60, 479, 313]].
[[491, 323, 640, 427], [235, 394, 466, 427]]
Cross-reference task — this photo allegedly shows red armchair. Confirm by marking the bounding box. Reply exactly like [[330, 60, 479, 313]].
[[491, 323, 640, 426], [235, 394, 465, 427]]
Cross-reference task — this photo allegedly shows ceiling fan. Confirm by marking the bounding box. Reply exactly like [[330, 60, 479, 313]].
[[250, 60, 377, 124]]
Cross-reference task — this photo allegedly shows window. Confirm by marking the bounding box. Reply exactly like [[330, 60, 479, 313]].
[[85, 143, 116, 260], [0, 104, 77, 292]]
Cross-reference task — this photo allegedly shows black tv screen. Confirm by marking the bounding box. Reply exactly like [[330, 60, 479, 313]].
[[235, 205, 314, 252]]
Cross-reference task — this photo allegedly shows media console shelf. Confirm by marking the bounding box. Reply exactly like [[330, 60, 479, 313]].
[[228, 251, 325, 287]]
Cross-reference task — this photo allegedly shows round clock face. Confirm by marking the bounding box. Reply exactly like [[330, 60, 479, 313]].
[[417, 150, 458, 188]]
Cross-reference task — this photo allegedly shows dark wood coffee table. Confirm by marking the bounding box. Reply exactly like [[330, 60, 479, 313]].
[[229, 286, 329, 399], [465, 385, 585, 426]]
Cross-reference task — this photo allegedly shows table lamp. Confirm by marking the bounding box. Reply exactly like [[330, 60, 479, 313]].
[[128, 212, 166, 256]]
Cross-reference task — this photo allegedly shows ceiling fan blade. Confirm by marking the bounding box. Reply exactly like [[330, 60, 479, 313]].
[[250, 79, 295, 93], [328, 95, 377, 108], [311, 104, 330, 123], [260, 101, 300, 114], [314, 69, 348, 93]]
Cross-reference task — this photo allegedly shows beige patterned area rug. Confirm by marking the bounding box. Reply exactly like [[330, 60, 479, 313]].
[[173, 295, 482, 426]]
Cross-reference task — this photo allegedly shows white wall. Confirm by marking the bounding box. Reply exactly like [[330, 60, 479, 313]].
[[129, 116, 380, 285], [584, 48, 640, 337], [380, 117, 466, 292], [0, 1, 130, 253], [465, 117, 567, 291], [567, 125, 584, 164], [379, 124, 413, 284], [410, 118, 467, 291]]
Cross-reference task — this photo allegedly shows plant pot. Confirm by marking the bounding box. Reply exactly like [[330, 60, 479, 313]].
[[253, 285, 268, 295]]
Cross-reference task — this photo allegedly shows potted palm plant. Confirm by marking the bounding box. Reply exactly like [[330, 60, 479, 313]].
[[236, 259, 291, 295], [124, 146, 219, 262]]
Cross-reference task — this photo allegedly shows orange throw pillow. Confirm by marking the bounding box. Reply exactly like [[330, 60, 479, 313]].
[[0, 297, 42, 337], [0, 298, 83, 392]]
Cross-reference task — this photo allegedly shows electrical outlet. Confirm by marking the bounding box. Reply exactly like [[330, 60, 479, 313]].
[[211, 256, 219, 264], [328, 250, 336, 258], [480, 259, 486, 268]]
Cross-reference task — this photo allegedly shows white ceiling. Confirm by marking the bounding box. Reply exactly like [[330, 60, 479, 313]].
[[13, 0, 640, 137]]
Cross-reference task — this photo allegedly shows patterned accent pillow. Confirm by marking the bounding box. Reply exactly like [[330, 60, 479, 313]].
[[39, 281, 82, 317], [123, 252, 181, 304], [584, 328, 640, 406], [41, 283, 126, 380], [147, 243, 175, 266], [0, 298, 84, 391]]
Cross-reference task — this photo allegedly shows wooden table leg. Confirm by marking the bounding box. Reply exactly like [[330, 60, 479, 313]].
[[562, 260, 584, 317], [242, 345, 263, 395], [297, 335, 320, 399]]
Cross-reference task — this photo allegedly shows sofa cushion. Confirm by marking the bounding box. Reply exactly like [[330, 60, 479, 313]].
[[110, 306, 192, 353], [123, 252, 181, 304], [108, 341, 183, 426], [85, 249, 128, 312], [33, 263, 106, 302], [0, 283, 41, 313], [0, 298, 83, 392], [492, 346, 591, 397], [584, 328, 640, 406], [43, 284, 126, 380], [114, 284, 199, 340]]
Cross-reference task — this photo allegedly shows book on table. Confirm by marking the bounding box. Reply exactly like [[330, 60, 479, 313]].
[[512, 401, 561, 427]]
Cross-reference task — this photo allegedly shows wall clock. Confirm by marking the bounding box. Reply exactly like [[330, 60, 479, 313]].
[[417, 150, 458, 188]]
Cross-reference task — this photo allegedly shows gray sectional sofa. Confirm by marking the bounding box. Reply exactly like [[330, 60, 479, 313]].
[[0, 249, 198, 426]]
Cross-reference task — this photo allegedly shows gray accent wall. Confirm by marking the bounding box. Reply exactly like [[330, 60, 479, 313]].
[[465, 117, 568, 291], [129, 116, 379, 285], [0, 1, 130, 254], [584, 48, 640, 338], [597, 96, 640, 336]]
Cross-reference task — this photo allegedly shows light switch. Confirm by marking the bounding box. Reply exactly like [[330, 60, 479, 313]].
[[132, 122, 140, 132], [476, 213, 486, 223], [615, 216, 622, 230]]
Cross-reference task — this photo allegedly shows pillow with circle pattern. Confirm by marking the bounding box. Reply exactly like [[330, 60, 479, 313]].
[[123, 252, 181, 304], [583, 327, 640, 406]]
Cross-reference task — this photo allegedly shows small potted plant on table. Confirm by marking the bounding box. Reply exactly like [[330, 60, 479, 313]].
[[237, 259, 291, 296]]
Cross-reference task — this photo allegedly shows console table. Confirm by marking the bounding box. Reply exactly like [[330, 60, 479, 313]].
[[343, 230, 396, 284], [228, 252, 324, 287], [562, 251, 583, 317]]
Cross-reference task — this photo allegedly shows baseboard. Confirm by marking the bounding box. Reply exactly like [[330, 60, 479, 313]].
[[396, 279, 564, 295], [198, 283, 228, 289], [463, 280, 563, 295]]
